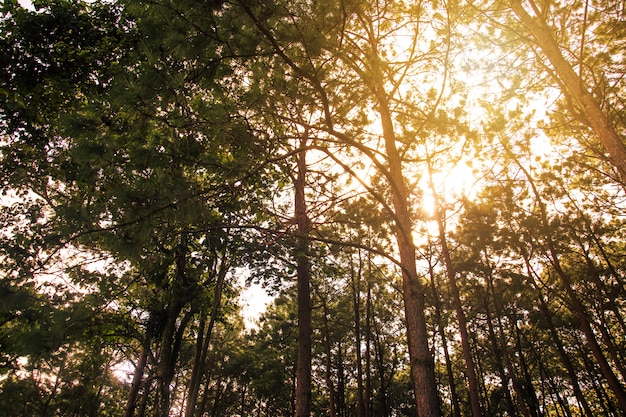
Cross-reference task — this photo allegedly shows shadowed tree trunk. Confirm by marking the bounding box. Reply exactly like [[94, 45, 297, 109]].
[[484, 291, 518, 417], [520, 255, 594, 417], [320, 294, 337, 417], [185, 255, 228, 417], [351, 254, 366, 417], [427, 261, 462, 417], [294, 135, 312, 417], [124, 313, 157, 417], [510, 152, 626, 410]]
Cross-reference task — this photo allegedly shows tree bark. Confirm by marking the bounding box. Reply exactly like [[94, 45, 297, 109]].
[[351, 254, 366, 417], [123, 346, 148, 417], [294, 137, 312, 417], [427, 261, 462, 417], [509, 0, 626, 180], [484, 294, 519, 417], [485, 269, 533, 417], [155, 298, 183, 417], [185, 258, 228, 417], [371, 65, 440, 416], [512, 154, 626, 410], [364, 267, 372, 417], [523, 257, 594, 417], [427, 163, 483, 417], [320, 295, 337, 417], [372, 314, 391, 417]]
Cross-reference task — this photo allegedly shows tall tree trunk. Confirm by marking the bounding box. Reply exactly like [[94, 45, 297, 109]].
[[485, 268, 534, 417], [294, 136, 312, 417], [372, 315, 391, 417], [580, 352, 620, 416], [537, 360, 571, 417], [137, 365, 154, 417], [124, 332, 150, 417], [427, 261, 462, 417], [320, 294, 337, 417], [364, 266, 372, 417], [511, 155, 626, 410], [185, 259, 228, 417], [427, 162, 482, 417], [373, 73, 440, 417], [523, 256, 594, 417], [512, 317, 542, 417], [580, 249, 626, 381], [351, 254, 366, 417], [484, 294, 518, 417], [337, 341, 347, 417], [509, 0, 626, 180], [155, 299, 183, 417], [471, 328, 492, 416]]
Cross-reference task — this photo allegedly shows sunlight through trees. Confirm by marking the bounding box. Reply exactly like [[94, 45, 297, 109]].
[[2, 0, 626, 416]]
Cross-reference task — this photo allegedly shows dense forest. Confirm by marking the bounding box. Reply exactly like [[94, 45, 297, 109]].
[[1, 0, 626, 416]]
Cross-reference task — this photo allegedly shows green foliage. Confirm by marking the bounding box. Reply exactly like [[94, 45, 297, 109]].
[[2, 0, 626, 416]]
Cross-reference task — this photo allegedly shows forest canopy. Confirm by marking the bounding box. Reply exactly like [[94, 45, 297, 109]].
[[1, 0, 626, 416]]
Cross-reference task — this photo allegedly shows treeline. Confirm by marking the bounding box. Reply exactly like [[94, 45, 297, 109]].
[[1, 0, 625, 416]]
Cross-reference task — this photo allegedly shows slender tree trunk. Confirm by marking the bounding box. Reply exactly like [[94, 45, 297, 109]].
[[427, 163, 482, 417], [155, 299, 183, 417], [364, 268, 372, 417], [576, 216, 626, 336], [124, 335, 151, 417], [185, 260, 227, 417], [337, 342, 347, 417], [529, 275, 594, 417], [580, 250, 626, 381], [196, 344, 218, 417], [484, 294, 518, 417], [137, 364, 154, 417], [320, 295, 337, 417], [372, 316, 391, 417], [513, 317, 542, 417], [509, 0, 626, 180], [427, 262, 462, 417], [471, 328, 492, 416], [294, 137, 312, 417], [538, 360, 571, 417], [485, 269, 534, 417], [186, 315, 206, 417], [511, 156, 626, 410], [580, 352, 619, 416], [351, 254, 366, 417]]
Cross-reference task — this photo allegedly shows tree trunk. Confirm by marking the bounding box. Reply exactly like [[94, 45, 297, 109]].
[[336, 341, 347, 417], [185, 259, 227, 417], [320, 294, 337, 417], [364, 267, 372, 417], [294, 137, 312, 417], [124, 330, 151, 417], [512, 155, 626, 410], [373, 72, 440, 417], [427, 163, 483, 417], [155, 299, 183, 417], [351, 254, 366, 417], [427, 262, 462, 417], [509, 0, 626, 180], [512, 317, 542, 417], [525, 260, 594, 417], [372, 315, 391, 417], [485, 269, 534, 417], [484, 294, 518, 417]]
